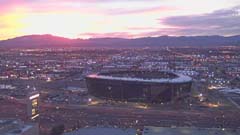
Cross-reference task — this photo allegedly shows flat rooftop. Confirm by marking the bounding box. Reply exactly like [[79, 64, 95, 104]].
[[143, 126, 240, 135]]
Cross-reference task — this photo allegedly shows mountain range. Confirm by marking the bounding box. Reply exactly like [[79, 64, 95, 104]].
[[0, 34, 239, 48]]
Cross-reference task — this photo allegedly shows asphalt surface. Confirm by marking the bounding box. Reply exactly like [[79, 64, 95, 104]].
[[0, 97, 240, 135]]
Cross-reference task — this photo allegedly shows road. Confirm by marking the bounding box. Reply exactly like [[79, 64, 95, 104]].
[[0, 95, 240, 135]]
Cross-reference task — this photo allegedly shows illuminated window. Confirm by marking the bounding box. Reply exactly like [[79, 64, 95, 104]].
[[32, 99, 38, 107], [32, 109, 36, 115]]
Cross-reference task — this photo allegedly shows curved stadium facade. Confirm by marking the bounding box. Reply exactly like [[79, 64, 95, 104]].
[[86, 71, 192, 103]]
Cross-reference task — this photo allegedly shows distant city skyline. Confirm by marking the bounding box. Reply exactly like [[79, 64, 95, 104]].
[[0, 0, 240, 40]]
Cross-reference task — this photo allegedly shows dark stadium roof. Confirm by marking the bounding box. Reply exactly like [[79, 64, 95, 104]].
[[87, 71, 192, 83]]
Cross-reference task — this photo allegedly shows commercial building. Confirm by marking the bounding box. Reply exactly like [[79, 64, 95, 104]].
[[27, 91, 40, 120]]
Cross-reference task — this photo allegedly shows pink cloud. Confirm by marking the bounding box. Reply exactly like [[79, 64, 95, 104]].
[[107, 6, 177, 15], [0, 1, 176, 15], [0, 0, 104, 14], [0, 0, 26, 14]]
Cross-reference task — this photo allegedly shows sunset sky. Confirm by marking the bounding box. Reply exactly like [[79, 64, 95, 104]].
[[0, 0, 240, 40]]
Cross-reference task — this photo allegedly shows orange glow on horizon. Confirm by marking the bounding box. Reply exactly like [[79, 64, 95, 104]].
[[0, 0, 239, 40]]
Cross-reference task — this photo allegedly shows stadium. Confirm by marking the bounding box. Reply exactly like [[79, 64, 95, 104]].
[[86, 70, 192, 103]]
